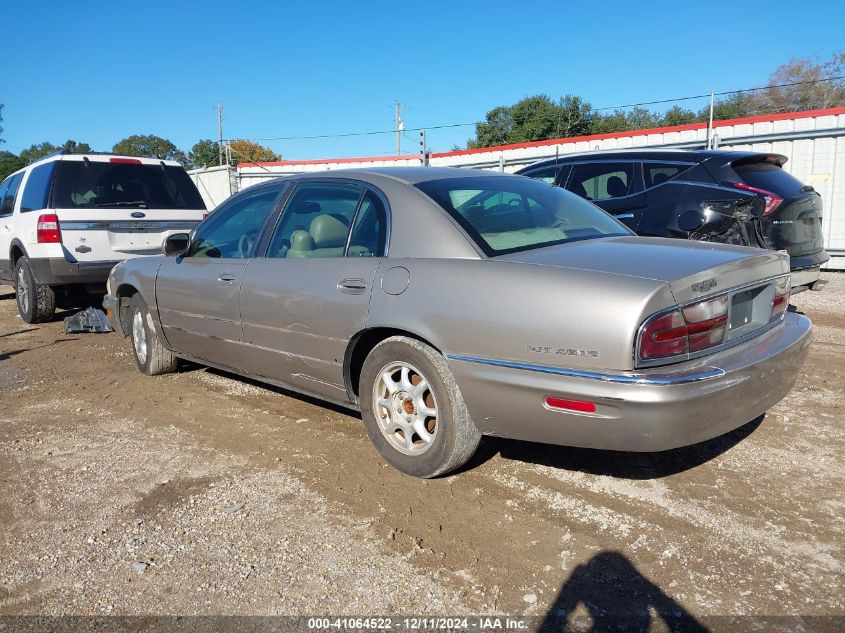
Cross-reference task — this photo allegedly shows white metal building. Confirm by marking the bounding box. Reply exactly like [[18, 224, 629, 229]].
[[201, 107, 845, 269]]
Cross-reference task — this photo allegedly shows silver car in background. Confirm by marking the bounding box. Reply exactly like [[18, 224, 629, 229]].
[[104, 167, 812, 477]]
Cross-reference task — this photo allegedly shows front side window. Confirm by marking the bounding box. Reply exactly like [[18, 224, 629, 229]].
[[566, 162, 634, 200], [415, 176, 632, 256], [20, 161, 58, 212], [0, 177, 12, 217], [187, 188, 280, 259], [267, 182, 364, 258], [1, 172, 24, 215], [52, 160, 205, 210], [644, 162, 693, 188]]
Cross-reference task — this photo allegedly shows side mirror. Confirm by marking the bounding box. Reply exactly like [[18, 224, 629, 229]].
[[163, 233, 190, 257], [678, 210, 704, 232]]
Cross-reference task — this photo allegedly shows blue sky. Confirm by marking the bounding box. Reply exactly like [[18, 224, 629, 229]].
[[2, 1, 842, 161]]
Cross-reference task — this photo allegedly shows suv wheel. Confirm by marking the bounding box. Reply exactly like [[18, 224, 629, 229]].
[[359, 336, 481, 478], [15, 257, 56, 323], [129, 293, 177, 375]]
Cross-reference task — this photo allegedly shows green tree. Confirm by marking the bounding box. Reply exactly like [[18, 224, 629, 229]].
[[112, 134, 180, 160], [660, 105, 699, 126], [60, 139, 92, 153], [0, 151, 25, 180], [701, 92, 756, 121], [189, 139, 221, 169], [468, 95, 592, 148], [19, 142, 58, 165], [227, 139, 280, 164], [591, 109, 630, 134], [0, 104, 5, 146], [468, 105, 514, 148]]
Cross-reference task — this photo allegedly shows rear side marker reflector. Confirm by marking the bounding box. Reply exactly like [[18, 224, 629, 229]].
[[545, 397, 596, 413]]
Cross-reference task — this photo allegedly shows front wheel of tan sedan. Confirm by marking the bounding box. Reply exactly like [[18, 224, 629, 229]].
[[129, 294, 177, 376], [359, 336, 481, 478]]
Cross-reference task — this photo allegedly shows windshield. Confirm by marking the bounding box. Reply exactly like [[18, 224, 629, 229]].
[[52, 161, 206, 210], [415, 176, 632, 255]]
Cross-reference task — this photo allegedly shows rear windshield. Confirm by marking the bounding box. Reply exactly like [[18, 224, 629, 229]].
[[415, 176, 632, 256], [733, 163, 804, 197], [52, 161, 205, 210]]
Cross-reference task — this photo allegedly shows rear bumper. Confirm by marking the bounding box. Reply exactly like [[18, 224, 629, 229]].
[[447, 312, 812, 452], [28, 258, 119, 286]]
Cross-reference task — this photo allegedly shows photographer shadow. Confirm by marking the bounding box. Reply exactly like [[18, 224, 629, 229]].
[[538, 550, 708, 632]]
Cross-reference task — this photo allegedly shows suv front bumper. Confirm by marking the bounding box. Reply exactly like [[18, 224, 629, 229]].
[[29, 258, 120, 286]]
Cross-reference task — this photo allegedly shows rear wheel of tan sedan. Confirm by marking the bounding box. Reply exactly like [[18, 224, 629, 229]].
[[129, 294, 177, 376], [359, 336, 481, 478]]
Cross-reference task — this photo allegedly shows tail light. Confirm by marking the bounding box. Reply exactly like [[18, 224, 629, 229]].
[[37, 214, 61, 243], [771, 276, 790, 320], [731, 182, 783, 216], [639, 295, 728, 361]]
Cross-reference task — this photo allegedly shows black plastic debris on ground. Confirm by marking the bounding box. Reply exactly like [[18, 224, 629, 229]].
[[64, 307, 113, 334]]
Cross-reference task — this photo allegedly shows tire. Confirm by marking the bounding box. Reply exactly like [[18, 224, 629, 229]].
[[15, 257, 55, 323], [128, 293, 177, 376], [359, 336, 481, 478]]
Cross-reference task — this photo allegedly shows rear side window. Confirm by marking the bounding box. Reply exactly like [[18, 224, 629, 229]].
[[644, 162, 693, 188], [1, 172, 24, 215], [566, 162, 634, 200], [733, 163, 804, 196], [52, 161, 205, 210], [348, 192, 387, 257], [20, 161, 57, 212]]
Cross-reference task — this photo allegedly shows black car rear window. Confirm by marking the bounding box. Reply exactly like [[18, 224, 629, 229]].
[[52, 161, 206, 210], [733, 163, 804, 197]]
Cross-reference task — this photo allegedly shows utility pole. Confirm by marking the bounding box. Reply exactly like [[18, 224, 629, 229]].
[[419, 129, 428, 166], [395, 101, 402, 156], [214, 100, 224, 166], [705, 91, 714, 150]]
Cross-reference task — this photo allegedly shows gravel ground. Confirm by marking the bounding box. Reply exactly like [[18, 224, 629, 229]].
[[0, 273, 842, 630]]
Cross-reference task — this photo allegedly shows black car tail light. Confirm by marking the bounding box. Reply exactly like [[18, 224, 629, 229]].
[[730, 182, 783, 216]]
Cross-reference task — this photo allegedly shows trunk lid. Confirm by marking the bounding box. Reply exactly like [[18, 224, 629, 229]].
[[495, 235, 789, 304]]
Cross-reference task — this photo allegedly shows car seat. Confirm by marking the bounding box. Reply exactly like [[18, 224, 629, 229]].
[[606, 176, 628, 198], [287, 214, 350, 258]]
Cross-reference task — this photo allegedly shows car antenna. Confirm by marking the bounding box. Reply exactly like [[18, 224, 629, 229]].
[[554, 146, 561, 183]]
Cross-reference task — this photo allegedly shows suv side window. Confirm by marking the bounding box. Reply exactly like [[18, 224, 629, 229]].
[[267, 182, 365, 258], [566, 162, 634, 200], [643, 162, 693, 189], [0, 177, 11, 217], [20, 162, 58, 212], [1, 172, 24, 215], [187, 188, 280, 259]]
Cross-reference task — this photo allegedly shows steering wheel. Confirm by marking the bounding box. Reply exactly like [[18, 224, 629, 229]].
[[238, 233, 255, 259]]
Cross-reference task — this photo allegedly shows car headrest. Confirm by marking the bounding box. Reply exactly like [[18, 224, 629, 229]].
[[290, 229, 315, 252], [310, 214, 349, 248], [606, 176, 627, 198], [652, 172, 670, 186]]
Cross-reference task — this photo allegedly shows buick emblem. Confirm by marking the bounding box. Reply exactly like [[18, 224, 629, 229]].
[[131, 211, 147, 218], [691, 278, 718, 293]]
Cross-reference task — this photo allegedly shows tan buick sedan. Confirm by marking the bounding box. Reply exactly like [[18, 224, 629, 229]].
[[104, 168, 812, 477]]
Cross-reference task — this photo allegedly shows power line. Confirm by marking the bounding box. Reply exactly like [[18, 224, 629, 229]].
[[231, 75, 844, 143]]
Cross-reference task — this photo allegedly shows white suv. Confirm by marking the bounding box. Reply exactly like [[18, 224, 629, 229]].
[[0, 152, 206, 323]]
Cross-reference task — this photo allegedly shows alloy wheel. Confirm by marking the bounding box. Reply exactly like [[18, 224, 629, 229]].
[[373, 361, 438, 456]]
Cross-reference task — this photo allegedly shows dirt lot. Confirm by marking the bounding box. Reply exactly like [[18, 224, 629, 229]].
[[0, 274, 842, 629]]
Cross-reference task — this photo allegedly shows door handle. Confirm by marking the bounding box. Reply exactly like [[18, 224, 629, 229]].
[[217, 273, 237, 284], [615, 213, 636, 220], [337, 278, 368, 295]]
